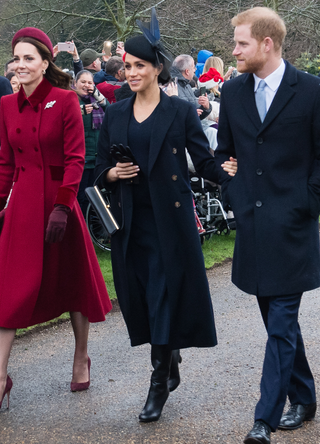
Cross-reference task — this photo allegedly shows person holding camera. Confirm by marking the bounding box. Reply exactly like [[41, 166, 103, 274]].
[[0, 27, 112, 410], [75, 70, 108, 216]]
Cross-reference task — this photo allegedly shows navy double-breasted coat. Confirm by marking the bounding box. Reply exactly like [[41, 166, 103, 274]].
[[96, 91, 219, 349], [215, 61, 320, 297]]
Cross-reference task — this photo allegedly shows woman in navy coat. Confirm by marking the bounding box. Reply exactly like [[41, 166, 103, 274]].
[[95, 20, 236, 422]]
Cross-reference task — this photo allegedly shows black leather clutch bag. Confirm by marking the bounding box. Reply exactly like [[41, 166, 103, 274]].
[[85, 185, 119, 236]]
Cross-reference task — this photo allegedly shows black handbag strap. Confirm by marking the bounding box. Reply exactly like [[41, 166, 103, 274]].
[[93, 167, 110, 189]]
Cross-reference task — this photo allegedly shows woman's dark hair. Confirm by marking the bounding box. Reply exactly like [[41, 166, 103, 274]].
[[151, 53, 171, 85], [13, 37, 71, 90], [5, 72, 16, 81]]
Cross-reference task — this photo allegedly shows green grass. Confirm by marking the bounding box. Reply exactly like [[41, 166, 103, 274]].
[[16, 234, 235, 336], [202, 230, 236, 269]]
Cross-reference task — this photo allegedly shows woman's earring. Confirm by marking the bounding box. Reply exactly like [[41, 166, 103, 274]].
[[42, 69, 46, 75]]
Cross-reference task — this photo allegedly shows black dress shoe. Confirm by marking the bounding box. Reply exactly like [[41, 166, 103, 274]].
[[244, 420, 271, 444], [278, 403, 316, 430]]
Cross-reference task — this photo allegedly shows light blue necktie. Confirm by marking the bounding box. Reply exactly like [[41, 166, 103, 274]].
[[255, 79, 267, 123]]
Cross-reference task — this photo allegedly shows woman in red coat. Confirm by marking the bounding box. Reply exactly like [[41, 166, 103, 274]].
[[0, 28, 112, 408]]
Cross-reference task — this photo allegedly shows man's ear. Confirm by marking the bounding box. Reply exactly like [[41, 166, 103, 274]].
[[263, 37, 274, 53]]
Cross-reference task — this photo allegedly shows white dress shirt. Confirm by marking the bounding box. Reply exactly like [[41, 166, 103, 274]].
[[253, 59, 286, 111]]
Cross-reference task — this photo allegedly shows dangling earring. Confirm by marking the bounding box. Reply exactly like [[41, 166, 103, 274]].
[[42, 69, 46, 75]]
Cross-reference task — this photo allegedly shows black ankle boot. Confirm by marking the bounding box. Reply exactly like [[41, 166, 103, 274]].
[[168, 349, 182, 392], [139, 345, 172, 423]]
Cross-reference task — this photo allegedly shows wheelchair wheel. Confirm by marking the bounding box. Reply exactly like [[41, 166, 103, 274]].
[[86, 202, 112, 252]]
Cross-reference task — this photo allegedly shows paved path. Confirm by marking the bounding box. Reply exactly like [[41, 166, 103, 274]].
[[1, 263, 320, 444]]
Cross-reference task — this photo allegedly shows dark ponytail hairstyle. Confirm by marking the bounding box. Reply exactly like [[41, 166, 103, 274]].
[[13, 37, 71, 90]]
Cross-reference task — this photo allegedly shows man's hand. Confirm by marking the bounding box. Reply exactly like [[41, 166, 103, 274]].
[[198, 94, 210, 110], [197, 109, 204, 117]]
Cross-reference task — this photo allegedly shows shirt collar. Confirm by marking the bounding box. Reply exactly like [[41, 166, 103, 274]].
[[18, 77, 53, 112], [253, 59, 285, 92]]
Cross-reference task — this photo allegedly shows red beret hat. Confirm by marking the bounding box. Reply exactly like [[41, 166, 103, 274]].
[[12, 27, 54, 58]]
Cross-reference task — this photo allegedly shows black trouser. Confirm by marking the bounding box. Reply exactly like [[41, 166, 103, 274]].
[[255, 293, 316, 431]]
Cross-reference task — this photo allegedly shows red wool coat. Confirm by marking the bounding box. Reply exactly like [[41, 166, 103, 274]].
[[0, 78, 112, 328]]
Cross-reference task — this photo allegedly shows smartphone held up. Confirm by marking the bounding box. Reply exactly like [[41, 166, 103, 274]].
[[58, 42, 75, 52]]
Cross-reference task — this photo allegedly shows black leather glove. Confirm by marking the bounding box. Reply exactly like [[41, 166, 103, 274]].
[[110, 144, 139, 184], [0, 208, 6, 235], [45, 205, 71, 243]]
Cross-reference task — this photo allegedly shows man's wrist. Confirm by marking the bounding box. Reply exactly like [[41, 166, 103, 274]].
[[73, 58, 80, 62]]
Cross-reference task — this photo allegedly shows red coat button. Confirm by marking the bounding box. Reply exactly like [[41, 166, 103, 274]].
[[38, 166, 42, 171], [18, 147, 23, 153], [21, 166, 25, 171], [32, 127, 36, 132], [34, 147, 39, 152], [16, 128, 21, 134]]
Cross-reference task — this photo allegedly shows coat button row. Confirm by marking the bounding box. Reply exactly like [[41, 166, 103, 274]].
[[172, 148, 177, 154], [16, 128, 21, 133], [256, 169, 263, 176], [172, 175, 178, 181], [18, 147, 23, 153], [21, 166, 25, 171], [32, 127, 36, 132], [175, 201, 181, 208], [34, 147, 39, 152], [257, 137, 263, 144], [256, 201, 262, 207]]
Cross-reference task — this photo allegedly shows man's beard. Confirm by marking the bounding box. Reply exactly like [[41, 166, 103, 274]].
[[237, 51, 265, 74]]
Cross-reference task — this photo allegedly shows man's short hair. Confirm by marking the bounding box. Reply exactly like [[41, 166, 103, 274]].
[[5, 59, 15, 72], [105, 56, 124, 77], [231, 7, 286, 52], [172, 55, 194, 73]]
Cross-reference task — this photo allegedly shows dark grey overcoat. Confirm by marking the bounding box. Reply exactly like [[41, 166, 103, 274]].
[[215, 61, 320, 297], [95, 91, 220, 349]]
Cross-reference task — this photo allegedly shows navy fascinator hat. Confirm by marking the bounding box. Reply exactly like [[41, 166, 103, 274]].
[[124, 8, 172, 84]]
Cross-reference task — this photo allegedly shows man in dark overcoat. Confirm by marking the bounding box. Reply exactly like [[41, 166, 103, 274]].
[[215, 7, 320, 444]]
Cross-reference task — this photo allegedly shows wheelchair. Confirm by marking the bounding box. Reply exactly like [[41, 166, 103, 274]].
[[190, 172, 232, 238], [86, 189, 112, 252]]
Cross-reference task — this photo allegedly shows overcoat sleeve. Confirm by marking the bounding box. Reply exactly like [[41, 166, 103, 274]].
[[0, 97, 15, 210], [54, 90, 85, 209], [213, 85, 237, 208], [184, 103, 219, 183]]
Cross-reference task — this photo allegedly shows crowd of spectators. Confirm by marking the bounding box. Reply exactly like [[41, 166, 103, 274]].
[[0, 40, 238, 212]]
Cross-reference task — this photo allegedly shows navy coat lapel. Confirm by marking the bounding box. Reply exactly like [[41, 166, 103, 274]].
[[148, 91, 178, 175], [239, 74, 262, 130], [116, 94, 136, 146], [258, 62, 297, 134]]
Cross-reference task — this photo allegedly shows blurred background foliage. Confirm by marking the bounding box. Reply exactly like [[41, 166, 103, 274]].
[[1, 0, 320, 73]]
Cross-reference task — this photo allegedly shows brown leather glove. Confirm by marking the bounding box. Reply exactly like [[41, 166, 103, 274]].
[[45, 205, 71, 243], [0, 208, 6, 235]]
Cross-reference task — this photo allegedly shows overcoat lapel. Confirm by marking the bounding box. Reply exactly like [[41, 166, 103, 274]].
[[239, 63, 298, 134], [258, 63, 297, 134], [148, 91, 178, 175], [116, 94, 136, 146], [239, 74, 262, 130]]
